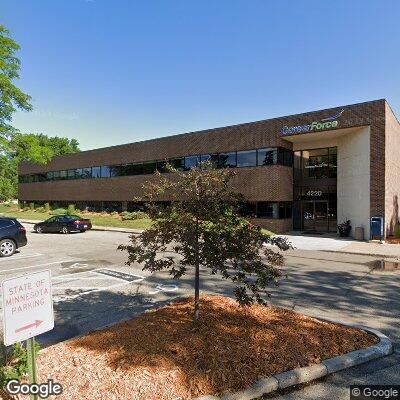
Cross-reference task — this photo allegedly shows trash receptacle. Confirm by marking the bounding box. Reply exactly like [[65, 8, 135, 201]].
[[370, 217, 384, 241], [354, 227, 364, 241]]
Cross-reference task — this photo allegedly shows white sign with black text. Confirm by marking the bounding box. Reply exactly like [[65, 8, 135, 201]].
[[2, 270, 54, 346]]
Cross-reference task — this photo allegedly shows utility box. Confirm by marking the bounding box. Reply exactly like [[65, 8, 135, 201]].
[[370, 217, 384, 241]]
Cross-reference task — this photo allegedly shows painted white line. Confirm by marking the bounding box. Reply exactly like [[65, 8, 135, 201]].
[[52, 276, 113, 281], [0, 260, 71, 274], [0, 253, 43, 263], [53, 281, 131, 302]]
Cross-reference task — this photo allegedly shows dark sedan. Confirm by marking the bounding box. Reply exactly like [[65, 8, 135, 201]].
[[34, 215, 92, 234], [0, 217, 28, 257]]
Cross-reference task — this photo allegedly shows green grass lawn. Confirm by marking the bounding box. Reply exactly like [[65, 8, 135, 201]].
[[0, 205, 152, 230]]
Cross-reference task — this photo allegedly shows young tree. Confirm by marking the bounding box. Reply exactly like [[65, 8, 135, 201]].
[[119, 163, 292, 323]]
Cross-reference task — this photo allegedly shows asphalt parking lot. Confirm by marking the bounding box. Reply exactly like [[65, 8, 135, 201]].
[[0, 224, 399, 399], [0, 223, 230, 346]]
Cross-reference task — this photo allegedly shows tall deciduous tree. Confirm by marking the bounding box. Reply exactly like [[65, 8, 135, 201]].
[[0, 25, 32, 136], [119, 163, 291, 323]]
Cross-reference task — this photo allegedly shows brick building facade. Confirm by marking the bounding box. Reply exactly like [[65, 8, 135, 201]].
[[18, 99, 400, 237]]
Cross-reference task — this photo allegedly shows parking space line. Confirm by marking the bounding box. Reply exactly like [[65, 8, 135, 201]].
[[0, 253, 43, 263], [0, 260, 71, 274], [52, 281, 132, 302]]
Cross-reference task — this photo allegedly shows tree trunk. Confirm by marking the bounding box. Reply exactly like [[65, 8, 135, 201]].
[[194, 260, 200, 323], [193, 218, 200, 324]]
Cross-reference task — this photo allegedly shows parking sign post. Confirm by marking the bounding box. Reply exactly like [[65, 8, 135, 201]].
[[26, 337, 38, 400]]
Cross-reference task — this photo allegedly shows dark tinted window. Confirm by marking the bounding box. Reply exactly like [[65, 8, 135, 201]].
[[156, 161, 168, 173], [92, 166, 101, 178], [258, 148, 277, 166], [53, 171, 60, 180], [184, 155, 200, 170], [0, 219, 14, 228], [110, 165, 124, 177], [75, 168, 83, 179], [60, 170, 68, 180], [46, 172, 53, 181], [170, 158, 184, 171], [142, 162, 157, 174], [126, 163, 143, 175], [67, 169, 76, 179], [218, 152, 237, 168], [237, 150, 257, 167], [82, 167, 92, 179], [101, 166, 111, 178]]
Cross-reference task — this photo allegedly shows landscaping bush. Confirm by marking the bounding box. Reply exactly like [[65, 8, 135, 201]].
[[395, 224, 400, 238], [35, 206, 46, 213], [67, 204, 75, 215], [111, 211, 119, 218], [50, 208, 67, 215], [44, 202, 50, 212], [121, 211, 149, 220], [0, 341, 40, 388], [29, 202, 35, 211]]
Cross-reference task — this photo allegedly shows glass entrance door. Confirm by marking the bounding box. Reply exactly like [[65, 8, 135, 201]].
[[302, 201, 329, 232]]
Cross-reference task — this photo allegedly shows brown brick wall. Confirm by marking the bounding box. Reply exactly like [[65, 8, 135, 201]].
[[248, 218, 293, 233], [385, 102, 400, 236], [18, 165, 293, 202]]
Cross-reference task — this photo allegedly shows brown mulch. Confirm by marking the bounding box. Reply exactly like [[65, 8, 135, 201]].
[[385, 236, 400, 244], [35, 296, 377, 400]]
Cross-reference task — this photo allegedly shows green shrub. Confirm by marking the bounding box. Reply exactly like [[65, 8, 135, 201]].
[[50, 208, 67, 215], [22, 207, 30, 212], [395, 224, 400, 238], [111, 211, 119, 217], [29, 202, 35, 211], [0, 341, 40, 388], [67, 204, 75, 215], [35, 206, 46, 213], [44, 202, 50, 212], [121, 211, 149, 220]]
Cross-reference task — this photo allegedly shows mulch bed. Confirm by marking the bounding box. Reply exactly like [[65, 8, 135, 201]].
[[34, 295, 377, 400], [385, 236, 400, 244]]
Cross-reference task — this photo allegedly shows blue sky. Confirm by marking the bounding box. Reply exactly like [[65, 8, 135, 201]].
[[3, 0, 400, 150]]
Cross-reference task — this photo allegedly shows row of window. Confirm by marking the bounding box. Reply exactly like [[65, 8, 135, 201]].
[[19, 147, 293, 183]]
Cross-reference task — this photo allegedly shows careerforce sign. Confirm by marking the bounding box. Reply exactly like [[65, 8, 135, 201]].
[[281, 109, 344, 136]]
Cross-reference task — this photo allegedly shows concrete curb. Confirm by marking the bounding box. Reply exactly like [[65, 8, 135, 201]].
[[193, 321, 393, 400], [19, 219, 143, 234]]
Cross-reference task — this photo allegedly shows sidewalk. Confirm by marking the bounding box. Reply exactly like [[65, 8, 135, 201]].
[[20, 219, 143, 235], [277, 232, 400, 259]]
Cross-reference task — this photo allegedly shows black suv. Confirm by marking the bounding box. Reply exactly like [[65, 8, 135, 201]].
[[0, 218, 28, 257]]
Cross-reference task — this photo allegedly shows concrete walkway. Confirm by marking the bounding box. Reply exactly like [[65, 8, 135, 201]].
[[275, 232, 400, 258]]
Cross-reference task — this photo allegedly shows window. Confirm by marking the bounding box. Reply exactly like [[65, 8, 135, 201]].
[[142, 161, 157, 175], [82, 167, 92, 179], [92, 166, 101, 178], [184, 155, 200, 170], [258, 148, 277, 166], [127, 163, 143, 175], [257, 202, 279, 218], [156, 160, 168, 173], [218, 152, 237, 168], [46, 172, 54, 181], [101, 166, 111, 178], [170, 158, 184, 171], [279, 202, 292, 219], [60, 170, 68, 180], [110, 165, 124, 177], [0, 219, 14, 228], [75, 168, 83, 179], [53, 171, 60, 180], [38, 173, 47, 182], [278, 148, 293, 167], [67, 169, 76, 180], [237, 150, 257, 167], [239, 202, 257, 217]]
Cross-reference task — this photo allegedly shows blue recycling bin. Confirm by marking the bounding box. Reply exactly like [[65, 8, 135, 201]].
[[370, 217, 384, 240]]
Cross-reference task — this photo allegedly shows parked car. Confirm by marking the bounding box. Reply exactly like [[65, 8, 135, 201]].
[[0, 217, 27, 257], [34, 215, 92, 234]]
